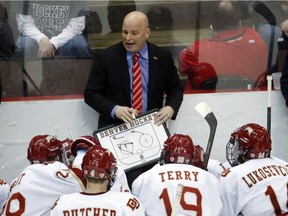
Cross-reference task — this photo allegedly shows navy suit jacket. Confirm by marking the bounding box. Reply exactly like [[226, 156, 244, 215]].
[[84, 41, 184, 128], [281, 51, 288, 107]]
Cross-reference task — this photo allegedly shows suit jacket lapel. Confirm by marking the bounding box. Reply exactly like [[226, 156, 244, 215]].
[[115, 43, 131, 104], [148, 43, 158, 97]]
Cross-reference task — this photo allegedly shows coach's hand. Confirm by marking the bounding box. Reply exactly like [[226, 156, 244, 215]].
[[154, 106, 174, 127], [115, 106, 138, 123]]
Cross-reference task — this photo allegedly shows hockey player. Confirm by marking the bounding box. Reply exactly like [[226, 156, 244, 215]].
[[0, 179, 10, 214], [2, 135, 86, 216], [50, 145, 145, 215], [70, 135, 130, 192], [220, 123, 288, 215], [132, 133, 222, 215]]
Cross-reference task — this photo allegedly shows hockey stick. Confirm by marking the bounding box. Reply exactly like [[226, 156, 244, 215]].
[[265, 23, 274, 137], [250, 1, 275, 137], [267, 75, 272, 136], [195, 102, 217, 170], [171, 183, 184, 216], [69, 128, 75, 140]]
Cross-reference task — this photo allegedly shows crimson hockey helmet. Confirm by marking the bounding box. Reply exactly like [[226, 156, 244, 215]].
[[160, 134, 196, 165], [71, 135, 101, 156], [27, 135, 62, 164], [226, 123, 271, 166], [191, 144, 205, 168], [82, 145, 117, 181]]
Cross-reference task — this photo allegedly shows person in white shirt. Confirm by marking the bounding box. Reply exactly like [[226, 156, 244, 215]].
[[13, 1, 91, 58], [220, 123, 288, 216], [132, 133, 222, 216], [50, 145, 145, 216], [0, 179, 10, 215]]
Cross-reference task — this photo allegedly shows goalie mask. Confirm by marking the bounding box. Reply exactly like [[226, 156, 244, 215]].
[[82, 145, 117, 188], [160, 134, 203, 167], [226, 123, 271, 166], [27, 135, 62, 164]]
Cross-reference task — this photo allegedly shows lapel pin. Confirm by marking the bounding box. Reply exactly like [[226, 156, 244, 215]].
[[153, 56, 158, 60]]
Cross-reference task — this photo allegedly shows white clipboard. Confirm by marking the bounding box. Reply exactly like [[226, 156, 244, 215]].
[[93, 109, 170, 171]]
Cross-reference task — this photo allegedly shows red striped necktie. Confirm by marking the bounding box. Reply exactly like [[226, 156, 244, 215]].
[[132, 53, 142, 113]]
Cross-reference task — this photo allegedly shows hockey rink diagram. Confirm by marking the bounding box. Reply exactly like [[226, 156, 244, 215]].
[[94, 111, 169, 170]]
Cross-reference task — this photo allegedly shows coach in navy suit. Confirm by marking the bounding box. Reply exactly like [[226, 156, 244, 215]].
[[84, 11, 183, 129]]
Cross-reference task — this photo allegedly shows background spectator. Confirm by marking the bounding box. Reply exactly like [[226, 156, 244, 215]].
[[179, 0, 268, 90], [13, 1, 91, 59], [0, 2, 15, 58], [107, 0, 136, 32], [246, 1, 288, 72]]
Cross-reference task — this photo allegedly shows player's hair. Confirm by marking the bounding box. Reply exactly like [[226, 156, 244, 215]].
[[87, 176, 106, 184]]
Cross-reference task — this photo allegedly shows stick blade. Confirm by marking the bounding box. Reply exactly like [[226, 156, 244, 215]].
[[195, 102, 212, 117], [195, 102, 217, 171], [171, 183, 184, 216]]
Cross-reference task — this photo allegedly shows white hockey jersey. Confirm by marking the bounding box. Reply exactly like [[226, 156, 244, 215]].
[[0, 179, 10, 214], [132, 163, 222, 216], [50, 190, 145, 216], [2, 162, 85, 216], [220, 158, 288, 215]]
